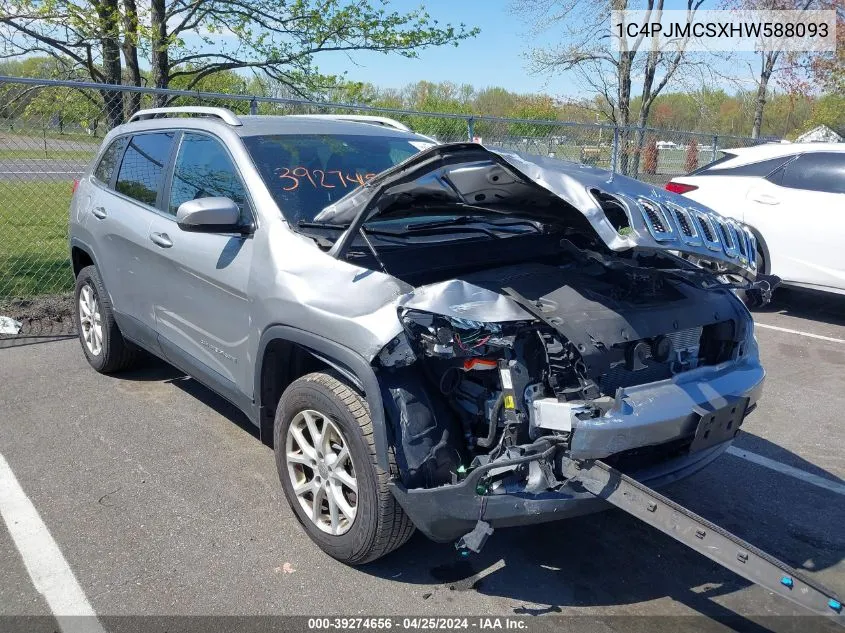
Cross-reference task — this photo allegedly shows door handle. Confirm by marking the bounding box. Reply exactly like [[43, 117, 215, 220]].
[[149, 232, 173, 248], [749, 192, 779, 205], [91, 206, 107, 219]]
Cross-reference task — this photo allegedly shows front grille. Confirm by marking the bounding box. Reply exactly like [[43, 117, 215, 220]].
[[718, 221, 734, 248], [697, 216, 716, 242], [641, 200, 667, 232], [673, 209, 694, 237]]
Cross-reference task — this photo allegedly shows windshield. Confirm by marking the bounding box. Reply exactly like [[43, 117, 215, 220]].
[[243, 134, 433, 224]]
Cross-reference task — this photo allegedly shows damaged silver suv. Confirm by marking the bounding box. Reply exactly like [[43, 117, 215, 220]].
[[69, 107, 770, 564]]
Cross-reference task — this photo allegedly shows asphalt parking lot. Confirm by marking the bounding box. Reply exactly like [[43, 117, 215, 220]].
[[1, 288, 844, 632]]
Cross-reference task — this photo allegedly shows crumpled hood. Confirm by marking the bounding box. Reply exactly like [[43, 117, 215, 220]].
[[314, 143, 758, 279]]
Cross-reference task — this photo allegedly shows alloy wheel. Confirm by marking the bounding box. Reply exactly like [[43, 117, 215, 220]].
[[79, 284, 103, 356], [285, 409, 358, 535]]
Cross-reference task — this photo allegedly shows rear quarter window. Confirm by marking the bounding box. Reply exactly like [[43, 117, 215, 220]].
[[93, 137, 128, 185], [689, 153, 795, 178]]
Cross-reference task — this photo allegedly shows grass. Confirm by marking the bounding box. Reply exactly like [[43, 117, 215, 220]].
[[0, 180, 75, 298], [0, 148, 96, 160]]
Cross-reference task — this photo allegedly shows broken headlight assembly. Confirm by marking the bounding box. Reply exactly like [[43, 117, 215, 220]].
[[398, 309, 517, 358]]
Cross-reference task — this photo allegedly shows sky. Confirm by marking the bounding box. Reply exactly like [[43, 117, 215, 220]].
[[309, 0, 761, 98], [314, 0, 550, 93]]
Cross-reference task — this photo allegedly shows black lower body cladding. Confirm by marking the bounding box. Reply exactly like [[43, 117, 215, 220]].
[[379, 366, 465, 488]]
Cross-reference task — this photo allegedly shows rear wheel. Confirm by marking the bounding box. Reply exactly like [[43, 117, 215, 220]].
[[74, 265, 140, 373], [274, 372, 414, 564]]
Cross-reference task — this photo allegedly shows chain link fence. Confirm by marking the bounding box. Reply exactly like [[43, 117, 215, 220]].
[[0, 76, 766, 339]]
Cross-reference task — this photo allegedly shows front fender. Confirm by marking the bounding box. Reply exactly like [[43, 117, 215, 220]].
[[255, 325, 391, 471]]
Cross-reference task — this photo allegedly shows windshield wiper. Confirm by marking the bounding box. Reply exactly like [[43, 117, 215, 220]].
[[404, 217, 541, 233], [297, 220, 404, 237]]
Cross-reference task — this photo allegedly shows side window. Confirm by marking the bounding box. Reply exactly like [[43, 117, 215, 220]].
[[114, 132, 176, 206], [168, 133, 248, 220], [775, 152, 845, 194], [93, 137, 128, 185], [727, 155, 795, 178]]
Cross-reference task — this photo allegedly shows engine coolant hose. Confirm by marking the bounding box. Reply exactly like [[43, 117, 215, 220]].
[[476, 391, 505, 448]]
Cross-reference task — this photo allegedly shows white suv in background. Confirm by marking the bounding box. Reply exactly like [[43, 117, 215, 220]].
[[667, 143, 845, 296]]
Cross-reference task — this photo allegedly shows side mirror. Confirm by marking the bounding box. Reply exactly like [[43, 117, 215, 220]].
[[176, 197, 242, 232]]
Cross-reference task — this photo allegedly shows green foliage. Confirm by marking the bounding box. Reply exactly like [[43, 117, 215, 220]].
[[802, 94, 845, 137]]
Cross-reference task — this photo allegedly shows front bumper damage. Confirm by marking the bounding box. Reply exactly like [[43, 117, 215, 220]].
[[389, 355, 764, 542]]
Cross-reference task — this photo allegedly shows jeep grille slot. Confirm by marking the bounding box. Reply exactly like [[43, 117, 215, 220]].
[[715, 218, 740, 257], [693, 213, 723, 252], [665, 204, 703, 246], [637, 198, 675, 241], [641, 200, 667, 232], [674, 209, 693, 236]]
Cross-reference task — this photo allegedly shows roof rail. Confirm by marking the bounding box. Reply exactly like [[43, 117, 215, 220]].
[[128, 106, 242, 126], [288, 114, 412, 132]]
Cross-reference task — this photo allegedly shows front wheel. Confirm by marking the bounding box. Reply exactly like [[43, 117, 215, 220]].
[[274, 372, 414, 564]]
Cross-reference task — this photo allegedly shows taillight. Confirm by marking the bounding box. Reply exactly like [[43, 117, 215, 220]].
[[665, 181, 698, 195], [71, 179, 80, 193]]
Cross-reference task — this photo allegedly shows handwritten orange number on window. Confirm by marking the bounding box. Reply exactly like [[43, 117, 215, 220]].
[[312, 169, 334, 188], [346, 172, 365, 187], [293, 167, 316, 188], [278, 167, 299, 191]]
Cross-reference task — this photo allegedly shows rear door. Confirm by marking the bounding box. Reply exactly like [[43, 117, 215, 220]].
[[749, 152, 845, 290], [86, 131, 177, 348], [147, 131, 255, 397]]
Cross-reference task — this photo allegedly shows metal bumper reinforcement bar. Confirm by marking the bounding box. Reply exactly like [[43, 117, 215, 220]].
[[556, 458, 844, 622]]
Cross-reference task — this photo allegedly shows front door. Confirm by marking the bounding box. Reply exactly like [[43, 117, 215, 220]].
[[148, 132, 255, 396]]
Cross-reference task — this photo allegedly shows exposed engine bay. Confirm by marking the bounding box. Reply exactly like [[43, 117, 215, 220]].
[[303, 142, 769, 499], [375, 249, 756, 492]]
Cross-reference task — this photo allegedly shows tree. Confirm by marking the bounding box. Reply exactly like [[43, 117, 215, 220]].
[[721, 0, 821, 138], [512, 0, 706, 175], [1, 0, 479, 113], [0, 0, 126, 126], [642, 137, 658, 174], [685, 138, 699, 172]]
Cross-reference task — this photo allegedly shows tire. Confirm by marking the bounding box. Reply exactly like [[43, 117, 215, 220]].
[[274, 371, 414, 564], [74, 265, 140, 373]]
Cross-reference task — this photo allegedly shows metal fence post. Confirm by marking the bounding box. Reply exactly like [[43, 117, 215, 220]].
[[250, 97, 258, 115], [467, 116, 475, 141], [610, 126, 620, 173], [712, 135, 718, 163]]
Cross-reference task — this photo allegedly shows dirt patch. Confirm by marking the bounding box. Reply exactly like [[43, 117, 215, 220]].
[[0, 293, 75, 337]]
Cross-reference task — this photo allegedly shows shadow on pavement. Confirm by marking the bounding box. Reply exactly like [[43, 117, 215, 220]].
[[752, 287, 845, 328], [360, 431, 844, 624]]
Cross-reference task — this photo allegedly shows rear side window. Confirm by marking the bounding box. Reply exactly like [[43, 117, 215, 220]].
[[773, 152, 845, 194], [688, 152, 735, 175], [93, 137, 127, 184], [690, 153, 794, 178], [168, 133, 248, 218], [115, 132, 176, 206]]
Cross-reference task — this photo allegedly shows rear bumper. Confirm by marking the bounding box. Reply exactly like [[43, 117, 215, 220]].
[[390, 355, 765, 543]]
